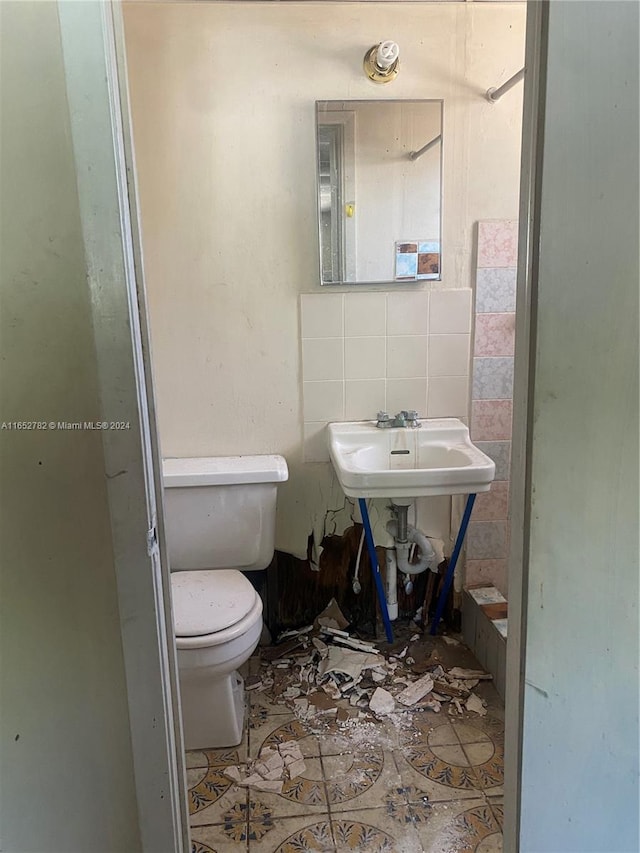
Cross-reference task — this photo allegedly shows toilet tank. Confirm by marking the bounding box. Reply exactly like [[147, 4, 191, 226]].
[[162, 455, 288, 571]]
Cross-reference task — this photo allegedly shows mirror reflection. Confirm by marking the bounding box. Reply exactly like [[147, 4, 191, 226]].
[[316, 99, 443, 286]]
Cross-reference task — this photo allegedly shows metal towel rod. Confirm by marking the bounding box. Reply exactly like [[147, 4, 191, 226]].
[[486, 67, 525, 103], [408, 133, 442, 161]]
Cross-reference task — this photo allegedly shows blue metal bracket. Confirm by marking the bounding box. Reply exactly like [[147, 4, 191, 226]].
[[358, 498, 394, 643], [430, 493, 477, 636]]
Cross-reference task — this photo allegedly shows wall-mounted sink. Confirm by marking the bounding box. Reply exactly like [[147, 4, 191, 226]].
[[327, 418, 495, 499]]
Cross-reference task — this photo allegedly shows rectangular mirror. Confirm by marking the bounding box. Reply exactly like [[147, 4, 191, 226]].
[[316, 99, 443, 286]]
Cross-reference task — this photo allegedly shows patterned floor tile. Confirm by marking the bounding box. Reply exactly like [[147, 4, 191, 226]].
[[411, 797, 502, 853], [184, 635, 505, 852], [392, 745, 482, 802], [324, 749, 401, 814], [248, 760, 330, 819], [384, 784, 433, 828], [487, 799, 504, 832], [317, 713, 400, 757], [247, 814, 335, 852], [250, 689, 293, 718], [331, 807, 423, 852], [187, 737, 248, 770], [461, 742, 503, 794], [396, 709, 450, 751], [249, 714, 321, 760], [451, 714, 505, 746], [187, 765, 249, 828], [191, 818, 248, 852]]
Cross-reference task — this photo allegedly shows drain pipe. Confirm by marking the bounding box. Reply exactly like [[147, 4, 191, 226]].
[[386, 503, 438, 605], [385, 548, 399, 620]]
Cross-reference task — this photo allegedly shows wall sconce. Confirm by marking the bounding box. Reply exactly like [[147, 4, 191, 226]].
[[363, 40, 400, 83]]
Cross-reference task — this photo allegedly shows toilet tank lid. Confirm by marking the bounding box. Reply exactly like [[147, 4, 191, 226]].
[[163, 454, 288, 488]]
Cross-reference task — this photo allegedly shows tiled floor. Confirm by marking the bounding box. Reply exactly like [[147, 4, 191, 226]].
[[186, 639, 504, 852]]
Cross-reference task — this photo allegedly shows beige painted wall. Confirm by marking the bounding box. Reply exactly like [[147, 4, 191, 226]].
[[123, 1, 525, 557], [0, 3, 140, 850]]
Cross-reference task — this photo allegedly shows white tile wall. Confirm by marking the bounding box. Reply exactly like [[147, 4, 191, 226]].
[[300, 290, 472, 460], [345, 379, 386, 420], [302, 380, 343, 422], [300, 293, 344, 338], [302, 338, 343, 381], [429, 289, 472, 334], [428, 334, 470, 377], [387, 378, 428, 414], [427, 375, 469, 418], [344, 292, 386, 336], [387, 291, 429, 335], [344, 337, 386, 380], [387, 336, 428, 378]]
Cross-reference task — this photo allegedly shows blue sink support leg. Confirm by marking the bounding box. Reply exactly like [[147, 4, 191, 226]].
[[358, 498, 394, 644], [430, 493, 477, 636]]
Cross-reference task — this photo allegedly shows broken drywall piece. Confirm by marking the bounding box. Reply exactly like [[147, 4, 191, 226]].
[[397, 674, 434, 706], [369, 687, 395, 716], [287, 758, 306, 779], [434, 679, 469, 699], [318, 646, 380, 681], [312, 637, 329, 657], [336, 707, 350, 724], [466, 693, 488, 716], [315, 598, 349, 631], [320, 626, 350, 639], [332, 635, 380, 654], [223, 765, 243, 784], [251, 779, 284, 793], [308, 691, 337, 713], [276, 625, 314, 643], [448, 667, 492, 681], [442, 635, 460, 646]]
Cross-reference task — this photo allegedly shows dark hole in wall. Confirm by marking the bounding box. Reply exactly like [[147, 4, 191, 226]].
[[266, 524, 378, 638], [249, 524, 457, 640]]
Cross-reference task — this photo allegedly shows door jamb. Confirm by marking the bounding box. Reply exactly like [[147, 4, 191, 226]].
[[503, 1, 549, 849]]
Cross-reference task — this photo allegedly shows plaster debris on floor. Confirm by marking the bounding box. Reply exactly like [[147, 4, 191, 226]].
[[187, 598, 505, 852], [248, 600, 490, 732]]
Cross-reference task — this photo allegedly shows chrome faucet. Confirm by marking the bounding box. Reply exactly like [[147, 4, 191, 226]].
[[376, 410, 420, 429]]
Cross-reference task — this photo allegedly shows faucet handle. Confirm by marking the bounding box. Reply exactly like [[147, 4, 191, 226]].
[[376, 410, 390, 425], [405, 410, 419, 421]]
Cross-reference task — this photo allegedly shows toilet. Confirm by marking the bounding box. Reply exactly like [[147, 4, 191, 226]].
[[162, 454, 288, 750]]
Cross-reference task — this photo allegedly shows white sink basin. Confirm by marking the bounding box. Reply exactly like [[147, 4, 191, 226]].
[[327, 418, 495, 499]]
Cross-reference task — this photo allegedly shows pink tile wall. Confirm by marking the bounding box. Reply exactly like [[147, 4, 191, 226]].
[[474, 314, 516, 357], [477, 220, 518, 268], [466, 221, 518, 597], [471, 400, 512, 441]]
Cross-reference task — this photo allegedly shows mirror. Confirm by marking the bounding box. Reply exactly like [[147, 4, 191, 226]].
[[316, 99, 443, 286]]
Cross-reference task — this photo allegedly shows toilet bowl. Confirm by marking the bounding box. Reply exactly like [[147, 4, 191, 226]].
[[172, 570, 263, 749], [162, 454, 288, 750]]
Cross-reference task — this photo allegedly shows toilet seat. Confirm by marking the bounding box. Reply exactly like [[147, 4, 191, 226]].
[[171, 569, 262, 649]]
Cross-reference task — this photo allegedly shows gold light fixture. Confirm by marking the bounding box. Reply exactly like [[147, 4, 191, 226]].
[[363, 40, 400, 84]]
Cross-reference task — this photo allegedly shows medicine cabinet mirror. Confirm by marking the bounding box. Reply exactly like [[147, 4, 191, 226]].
[[316, 99, 443, 286]]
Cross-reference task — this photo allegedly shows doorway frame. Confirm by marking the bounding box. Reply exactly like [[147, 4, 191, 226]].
[[92, 0, 548, 848], [58, 2, 189, 849], [503, 1, 548, 850]]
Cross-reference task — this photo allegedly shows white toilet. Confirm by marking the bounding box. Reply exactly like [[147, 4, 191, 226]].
[[162, 454, 288, 750]]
